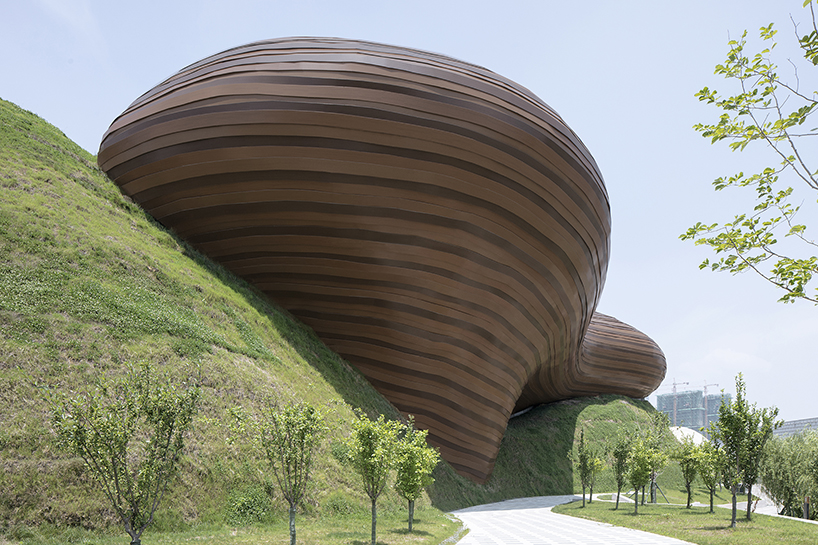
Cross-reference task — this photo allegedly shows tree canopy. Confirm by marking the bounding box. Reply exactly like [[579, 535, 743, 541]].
[[259, 401, 326, 545], [673, 437, 701, 509], [394, 417, 440, 532], [49, 363, 199, 545], [626, 438, 657, 515], [345, 410, 401, 545], [761, 431, 818, 518], [710, 373, 780, 526], [697, 440, 724, 513], [609, 432, 632, 510]]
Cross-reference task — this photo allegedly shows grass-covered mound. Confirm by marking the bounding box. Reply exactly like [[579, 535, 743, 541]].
[[0, 97, 675, 540], [0, 97, 416, 532]]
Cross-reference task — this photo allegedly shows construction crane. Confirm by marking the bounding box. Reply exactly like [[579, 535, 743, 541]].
[[672, 379, 689, 427]]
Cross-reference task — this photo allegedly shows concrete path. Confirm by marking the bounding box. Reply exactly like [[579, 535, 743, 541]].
[[452, 495, 694, 544]]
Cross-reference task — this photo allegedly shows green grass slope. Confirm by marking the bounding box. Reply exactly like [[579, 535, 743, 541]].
[[0, 97, 675, 538], [0, 97, 409, 531]]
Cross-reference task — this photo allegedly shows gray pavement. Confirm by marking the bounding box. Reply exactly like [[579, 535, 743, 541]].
[[452, 495, 694, 544]]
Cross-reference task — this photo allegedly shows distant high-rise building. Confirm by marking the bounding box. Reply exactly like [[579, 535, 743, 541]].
[[656, 390, 732, 431], [773, 417, 818, 438]]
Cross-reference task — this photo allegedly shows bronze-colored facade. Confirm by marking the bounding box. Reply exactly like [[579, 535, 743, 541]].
[[98, 37, 666, 483]]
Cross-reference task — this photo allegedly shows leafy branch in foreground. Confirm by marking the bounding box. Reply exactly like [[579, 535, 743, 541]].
[[681, 1, 818, 304], [49, 363, 200, 545]]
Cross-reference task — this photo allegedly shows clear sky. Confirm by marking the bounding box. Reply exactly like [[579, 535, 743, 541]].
[[2, 0, 816, 422]]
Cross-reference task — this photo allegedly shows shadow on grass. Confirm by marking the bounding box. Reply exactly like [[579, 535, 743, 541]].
[[387, 527, 431, 536]]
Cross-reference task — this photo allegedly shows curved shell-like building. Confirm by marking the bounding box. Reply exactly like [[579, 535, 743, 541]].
[[98, 37, 665, 483]]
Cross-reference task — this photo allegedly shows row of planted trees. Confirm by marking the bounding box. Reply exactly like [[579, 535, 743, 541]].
[[49, 363, 439, 545], [574, 374, 817, 527], [664, 375, 818, 524], [574, 411, 671, 514]]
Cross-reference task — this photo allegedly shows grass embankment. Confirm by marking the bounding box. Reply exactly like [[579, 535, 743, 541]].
[[0, 97, 676, 543], [0, 97, 446, 539], [553, 497, 818, 545]]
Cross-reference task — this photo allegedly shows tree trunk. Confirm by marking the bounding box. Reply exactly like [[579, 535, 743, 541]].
[[709, 487, 714, 514], [634, 493, 639, 514], [589, 484, 594, 504], [641, 485, 646, 505], [615, 485, 620, 510], [730, 487, 737, 528], [126, 527, 140, 545], [371, 497, 377, 545], [804, 496, 810, 520], [582, 486, 585, 507], [686, 482, 692, 509], [289, 503, 296, 545], [408, 499, 414, 532], [746, 485, 752, 521], [125, 523, 140, 545], [650, 475, 657, 504]]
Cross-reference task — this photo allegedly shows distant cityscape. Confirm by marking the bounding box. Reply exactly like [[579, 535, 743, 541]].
[[656, 389, 731, 431], [655, 388, 818, 438]]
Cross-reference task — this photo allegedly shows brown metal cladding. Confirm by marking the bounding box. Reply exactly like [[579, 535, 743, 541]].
[[97, 37, 666, 483]]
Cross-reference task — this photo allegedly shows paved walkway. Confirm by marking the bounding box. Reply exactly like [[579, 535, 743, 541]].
[[452, 495, 694, 545]]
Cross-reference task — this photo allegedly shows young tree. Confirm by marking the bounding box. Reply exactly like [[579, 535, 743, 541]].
[[575, 428, 592, 507], [711, 380, 747, 528], [681, 1, 818, 304], [697, 440, 724, 513], [610, 433, 632, 510], [674, 437, 700, 508], [49, 363, 200, 545], [259, 401, 326, 545], [710, 373, 780, 526], [647, 446, 668, 506], [345, 410, 401, 545], [587, 455, 605, 504], [627, 438, 654, 515], [742, 399, 780, 520], [394, 417, 440, 532], [644, 412, 671, 504]]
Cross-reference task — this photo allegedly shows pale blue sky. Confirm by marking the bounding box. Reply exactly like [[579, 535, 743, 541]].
[[2, 0, 816, 421]]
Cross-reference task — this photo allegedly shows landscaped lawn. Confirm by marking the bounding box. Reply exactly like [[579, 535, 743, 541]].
[[3, 510, 463, 545], [553, 498, 817, 545]]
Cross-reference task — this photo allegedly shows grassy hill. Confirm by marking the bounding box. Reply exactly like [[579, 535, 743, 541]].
[[0, 97, 676, 540]]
